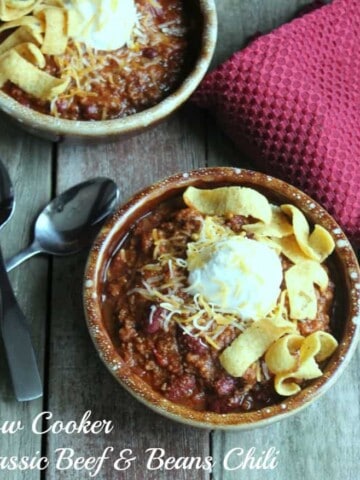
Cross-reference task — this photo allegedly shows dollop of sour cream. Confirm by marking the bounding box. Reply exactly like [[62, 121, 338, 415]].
[[67, 0, 137, 51], [187, 237, 283, 320]]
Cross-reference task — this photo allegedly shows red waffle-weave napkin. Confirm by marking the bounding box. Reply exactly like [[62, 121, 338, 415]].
[[193, 0, 360, 246]]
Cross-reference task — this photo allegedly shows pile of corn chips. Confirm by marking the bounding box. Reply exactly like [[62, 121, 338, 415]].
[[0, 0, 80, 100], [183, 185, 338, 396]]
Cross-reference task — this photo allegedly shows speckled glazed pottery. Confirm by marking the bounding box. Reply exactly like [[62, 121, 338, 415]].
[[84, 167, 360, 429], [0, 0, 217, 143]]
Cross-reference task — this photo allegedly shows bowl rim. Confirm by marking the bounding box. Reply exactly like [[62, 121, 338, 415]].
[[83, 167, 360, 429], [0, 0, 217, 139]]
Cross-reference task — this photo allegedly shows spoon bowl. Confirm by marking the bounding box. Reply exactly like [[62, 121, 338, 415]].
[[6, 177, 119, 271]]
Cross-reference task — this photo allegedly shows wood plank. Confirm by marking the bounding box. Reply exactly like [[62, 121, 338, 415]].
[[0, 115, 52, 479], [212, 0, 314, 66], [45, 106, 210, 480], [208, 2, 360, 480]]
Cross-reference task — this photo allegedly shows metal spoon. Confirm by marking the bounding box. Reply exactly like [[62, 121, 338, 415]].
[[0, 158, 42, 401], [6, 178, 119, 271]]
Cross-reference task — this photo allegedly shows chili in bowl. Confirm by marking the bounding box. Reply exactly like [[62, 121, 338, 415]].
[[0, 0, 217, 141], [83, 167, 360, 429]]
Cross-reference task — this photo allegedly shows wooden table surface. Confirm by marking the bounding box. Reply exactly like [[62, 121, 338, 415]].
[[0, 1, 359, 479]]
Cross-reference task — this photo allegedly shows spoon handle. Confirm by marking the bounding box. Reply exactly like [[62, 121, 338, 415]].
[[0, 247, 43, 401], [5, 242, 41, 272]]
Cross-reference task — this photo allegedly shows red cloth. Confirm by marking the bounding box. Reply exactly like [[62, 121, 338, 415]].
[[193, 0, 360, 246]]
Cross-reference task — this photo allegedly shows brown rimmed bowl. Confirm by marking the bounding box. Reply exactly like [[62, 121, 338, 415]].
[[83, 167, 360, 429], [0, 0, 217, 143]]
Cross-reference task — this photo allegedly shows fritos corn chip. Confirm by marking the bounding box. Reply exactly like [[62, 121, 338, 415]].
[[0, 25, 42, 54], [0, 0, 73, 99], [0, 0, 39, 21], [0, 14, 42, 33], [183, 186, 272, 223], [272, 235, 310, 264], [0, 43, 69, 99], [243, 206, 293, 237], [219, 317, 296, 377], [266, 331, 338, 395], [37, 6, 67, 54], [285, 260, 329, 320], [281, 204, 335, 262], [264, 334, 303, 373]]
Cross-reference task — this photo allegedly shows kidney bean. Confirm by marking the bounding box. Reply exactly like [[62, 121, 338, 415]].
[[252, 380, 279, 406], [145, 306, 165, 334], [166, 374, 196, 401], [214, 376, 236, 397], [142, 47, 158, 59], [55, 99, 69, 114], [208, 393, 254, 413], [80, 103, 101, 120]]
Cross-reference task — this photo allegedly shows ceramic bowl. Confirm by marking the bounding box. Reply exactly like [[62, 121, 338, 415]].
[[83, 167, 360, 429], [0, 0, 217, 143]]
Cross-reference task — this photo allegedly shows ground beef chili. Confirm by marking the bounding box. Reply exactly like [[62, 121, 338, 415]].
[[1, 0, 198, 120], [102, 197, 335, 413]]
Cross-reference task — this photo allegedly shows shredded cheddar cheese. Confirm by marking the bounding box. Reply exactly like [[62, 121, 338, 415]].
[[129, 215, 290, 350], [1, 0, 190, 117], [123, 185, 338, 399]]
